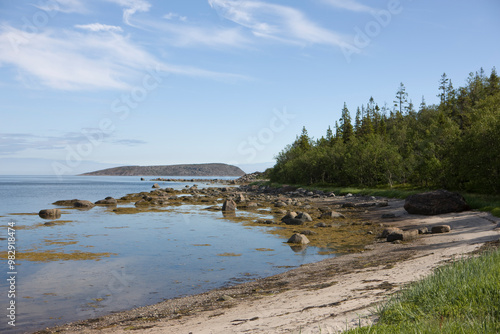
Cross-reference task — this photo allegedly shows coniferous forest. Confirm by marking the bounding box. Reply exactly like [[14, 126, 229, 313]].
[[269, 67, 500, 194]]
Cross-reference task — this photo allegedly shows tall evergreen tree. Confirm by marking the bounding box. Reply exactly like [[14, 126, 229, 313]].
[[438, 73, 449, 103], [339, 102, 353, 142], [394, 82, 408, 116]]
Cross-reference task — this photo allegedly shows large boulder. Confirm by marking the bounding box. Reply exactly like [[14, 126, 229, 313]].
[[222, 199, 237, 211], [39, 209, 61, 219], [404, 190, 470, 215]]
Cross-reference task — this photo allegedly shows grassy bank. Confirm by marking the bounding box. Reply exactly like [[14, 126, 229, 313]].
[[345, 245, 500, 333], [254, 182, 500, 217]]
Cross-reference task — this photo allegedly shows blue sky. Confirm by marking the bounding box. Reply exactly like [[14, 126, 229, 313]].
[[0, 0, 499, 175]]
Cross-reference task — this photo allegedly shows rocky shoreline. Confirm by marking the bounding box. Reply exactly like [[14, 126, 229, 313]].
[[34, 179, 500, 334]]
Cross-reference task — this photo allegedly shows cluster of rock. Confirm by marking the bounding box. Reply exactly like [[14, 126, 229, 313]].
[[381, 224, 452, 243], [234, 172, 265, 183], [39, 197, 120, 218], [150, 178, 231, 184]]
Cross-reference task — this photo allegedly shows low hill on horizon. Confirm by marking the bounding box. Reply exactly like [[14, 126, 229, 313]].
[[80, 163, 245, 177]]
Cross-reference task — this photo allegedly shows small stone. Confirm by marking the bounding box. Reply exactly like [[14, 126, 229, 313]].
[[300, 230, 317, 236], [152, 183, 160, 188], [381, 213, 396, 219], [381, 227, 402, 238], [418, 227, 429, 234], [218, 295, 233, 301], [321, 211, 345, 219]]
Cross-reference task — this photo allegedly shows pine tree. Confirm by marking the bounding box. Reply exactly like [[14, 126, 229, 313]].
[[394, 82, 408, 116], [326, 126, 334, 144], [419, 96, 426, 111], [438, 73, 449, 103], [487, 67, 500, 95], [296, 126, 312, 152], [354, 107, 361, 134], [339, 102, 353, 142]]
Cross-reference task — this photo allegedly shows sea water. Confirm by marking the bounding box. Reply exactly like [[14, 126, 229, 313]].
[[0, 175, 334, 333]]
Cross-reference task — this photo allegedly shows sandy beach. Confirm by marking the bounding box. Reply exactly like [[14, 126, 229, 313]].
[[36, 194, 500, 334]]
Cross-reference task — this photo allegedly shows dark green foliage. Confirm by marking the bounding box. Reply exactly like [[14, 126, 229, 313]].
[[269, 67, 500, 194]]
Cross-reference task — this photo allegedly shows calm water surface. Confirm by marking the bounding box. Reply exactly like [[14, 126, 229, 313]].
[[0, 176, 335, 333]]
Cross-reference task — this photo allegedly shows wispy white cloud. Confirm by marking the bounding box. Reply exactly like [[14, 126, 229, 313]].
[[106, 0, 152, 26], [33, 0, 88, 14], [321, 0, 375, 13], [208, 0, 349, 47], [75, 23, 123, 33], [0, 132, 146, 155], [0, 24, 244, 91], [163, 12, 187, 22], [138, 17, 250, 48]]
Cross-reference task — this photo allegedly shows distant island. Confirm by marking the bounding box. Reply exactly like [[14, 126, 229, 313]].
[[80, 163, 245, 177]]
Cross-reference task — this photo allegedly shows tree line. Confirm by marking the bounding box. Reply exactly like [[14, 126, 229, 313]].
[[268, 67, 500, 194]]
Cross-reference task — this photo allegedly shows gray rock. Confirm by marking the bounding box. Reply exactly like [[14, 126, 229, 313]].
[[52, 199, 79, 206], [235, 193, 246, 203], [418, 227, 429, 234], [296, 212, 313, 222], [300, 230, 317, 236], [431, 225, 451, 233], [152, 183, 160, 188], [95, 197, 117, 205], [222, 199, 237, 211], [275, 201, 287, 207], [404, 190, 470, 215], [381, 213, 396, 219], [281, 211, 298, 221], [387, 229, 419, 242], [39, 209, 61, 219], [73, 200, 95, 209], [135, 199, 150, 206], [282, 218, 306, 226], [314, 222, 329, 228], [287, 233, 310, 244], [204, 206, 221, 211], [381, 227, 403, 238], [321, 211, 345, 219]]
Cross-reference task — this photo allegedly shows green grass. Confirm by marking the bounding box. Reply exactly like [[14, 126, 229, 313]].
[[345, 248, 500, 334]]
